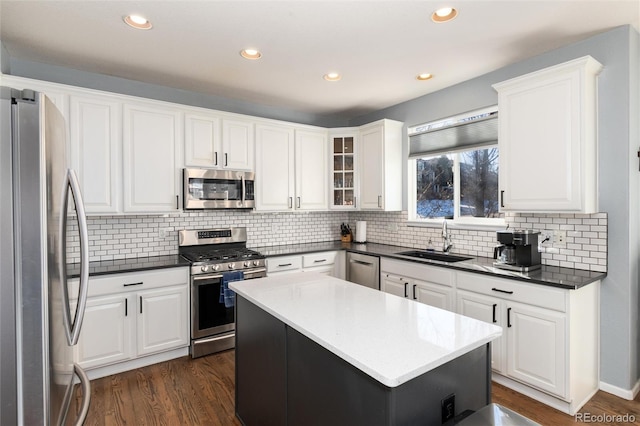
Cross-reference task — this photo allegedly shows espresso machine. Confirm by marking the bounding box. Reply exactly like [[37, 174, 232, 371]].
[[493, 229, 541, 272]]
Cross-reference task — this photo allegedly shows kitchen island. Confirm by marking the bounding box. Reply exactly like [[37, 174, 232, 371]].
[[230, 272, 502, 425]]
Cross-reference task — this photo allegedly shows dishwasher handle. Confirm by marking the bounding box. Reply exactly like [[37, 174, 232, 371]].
[[349, 259, 375, 267]]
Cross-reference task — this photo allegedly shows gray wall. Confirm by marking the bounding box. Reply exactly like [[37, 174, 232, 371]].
[[352, 25, 640, 392], [0, 42, 9, 74]]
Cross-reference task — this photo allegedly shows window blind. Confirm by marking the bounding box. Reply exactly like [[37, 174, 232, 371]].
[[409, 111, 498, 158]]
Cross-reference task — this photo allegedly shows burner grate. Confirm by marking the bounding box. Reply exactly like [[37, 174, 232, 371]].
[[181, 247, 263, 264]]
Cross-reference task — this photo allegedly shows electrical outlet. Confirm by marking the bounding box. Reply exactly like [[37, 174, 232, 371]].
[[441, 394, 455, 424], [387, 223, 399, 232], [554, 230, 567, 247], [158, 228, 170, 238]]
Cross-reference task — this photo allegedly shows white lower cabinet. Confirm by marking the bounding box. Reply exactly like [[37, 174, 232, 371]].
[[456, 271, 598, 415], [74, 294, 131, 369], [136, 286, 189, 356], [267, 251, 340, 277], [380, 258, 454, 311], [266, 255, 303, 275], [70, 268, 189, 378], [302, 251, 338, 276], [457, 286, 567, 395], [456, 290, 505, 371], [505, 301, 566, 396]]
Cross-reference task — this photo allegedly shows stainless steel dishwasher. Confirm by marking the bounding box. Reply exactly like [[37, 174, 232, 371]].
[[346, 252, 380, 290]]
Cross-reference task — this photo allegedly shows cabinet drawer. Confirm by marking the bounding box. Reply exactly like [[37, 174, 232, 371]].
[[380, 258, 454, 287], [69, 267, 189, 299], [456, 271, 566, 312], [267, 255, 302, 273], [302, 251, 337, 268]]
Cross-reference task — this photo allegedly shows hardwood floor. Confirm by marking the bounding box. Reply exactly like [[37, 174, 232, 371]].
[[79, 351, 640, 425]]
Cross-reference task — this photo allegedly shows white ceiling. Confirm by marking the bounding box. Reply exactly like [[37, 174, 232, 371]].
[[1, 0, 638, 119]]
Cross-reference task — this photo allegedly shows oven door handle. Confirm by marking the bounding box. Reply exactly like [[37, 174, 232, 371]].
[[192, 268, 267, 283]]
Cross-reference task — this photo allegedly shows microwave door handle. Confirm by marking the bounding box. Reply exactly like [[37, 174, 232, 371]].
[[241, 175, 245, 204]]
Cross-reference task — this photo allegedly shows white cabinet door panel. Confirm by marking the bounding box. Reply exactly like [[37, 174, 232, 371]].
[[413, 280, 453, 311], [359, 125, 384, 209], [185, 113, 220, 167], [137, 286, 189, 356], [222, 119, 254, 170], [69, 95, 121, 214], [457, 290, 504, 372], [381, 273, 408, 298], [74, 294, 133, 369], [255, 124, 295, 211], [123, 104, 182, 212], [295, 129, 328, 210], [494, 56, 602, 213], [507, 302, 566, 398]]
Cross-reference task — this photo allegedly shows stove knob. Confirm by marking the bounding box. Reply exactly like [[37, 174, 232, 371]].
[[244, 261, 250, 267], [253, 260, 259, 266], [228, 263, 234, 270], [212, 264, 220, 271], [200, 265, 208, 273]]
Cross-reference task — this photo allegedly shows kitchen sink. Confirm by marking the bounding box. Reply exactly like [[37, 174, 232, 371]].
[[395, 250, 472, 263]]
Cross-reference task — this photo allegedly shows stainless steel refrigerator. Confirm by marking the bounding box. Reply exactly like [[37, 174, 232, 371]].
[[1, 87, 91, 425]]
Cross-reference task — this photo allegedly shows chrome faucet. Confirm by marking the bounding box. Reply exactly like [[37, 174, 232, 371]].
[[442, 219, 453, 253]]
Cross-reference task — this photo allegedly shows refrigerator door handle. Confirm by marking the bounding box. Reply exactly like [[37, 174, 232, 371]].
[[73, 363, 91, 426], [61, 169, 90, 345]]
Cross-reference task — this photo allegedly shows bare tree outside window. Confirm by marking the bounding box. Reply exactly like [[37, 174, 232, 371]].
[[415, 148, 499, 220], [416, 154, 454, 218], [460, 148, 499, 218]]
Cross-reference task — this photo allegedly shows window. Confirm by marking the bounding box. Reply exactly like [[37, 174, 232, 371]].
[[409, 146, 502, 224]]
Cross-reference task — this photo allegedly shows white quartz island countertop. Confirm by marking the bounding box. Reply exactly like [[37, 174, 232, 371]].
[[230, 272, 502, 388]]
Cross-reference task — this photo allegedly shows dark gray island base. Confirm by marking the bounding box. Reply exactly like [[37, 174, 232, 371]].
[[235, 295, 491, 426]]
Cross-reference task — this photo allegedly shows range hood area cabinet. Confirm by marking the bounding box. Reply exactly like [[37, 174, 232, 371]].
[[493, 56, 603, 213], [184, 112, 254, 171], [330, 119, 403, 211], [254, 123, 329, 212]]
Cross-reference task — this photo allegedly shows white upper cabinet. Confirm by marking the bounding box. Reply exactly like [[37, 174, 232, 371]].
[[184, 113, 254, 171], [123, 102, 183, 213], [69, 94, 121, 214], [359, 119, 403, 211], [184, 112, 221, 167], [222, 118, 254, 170], [493, 56, 603, 213], [255, 123, 328, 212], [295, 128, 328, 210], [330, 131, 358, 209], [255, 123, 295, 211]]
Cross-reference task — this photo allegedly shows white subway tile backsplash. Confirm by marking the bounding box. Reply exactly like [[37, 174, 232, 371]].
[[67, 208, 607, 272], [67, 210, 349, 263], [349, 211, 607, 272]]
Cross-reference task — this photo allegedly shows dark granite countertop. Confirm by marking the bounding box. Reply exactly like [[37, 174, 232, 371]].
[[69, 241, 605, 290], [67, 254, 190, 278], [250, 241, 606, 290]]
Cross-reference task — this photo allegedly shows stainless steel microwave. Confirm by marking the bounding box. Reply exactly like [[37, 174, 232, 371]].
[[183, 168, 255, 209]]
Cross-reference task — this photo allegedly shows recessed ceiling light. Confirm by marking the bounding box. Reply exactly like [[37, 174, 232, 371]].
[[431, 7, 458, 23], [240, 49, 262, 60], [417, 73, 433, 81], [123, 14, 153, 30], [324, 72, 341, 82]]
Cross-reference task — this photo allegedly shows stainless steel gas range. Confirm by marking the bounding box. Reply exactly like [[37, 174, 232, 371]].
[[179, 227, 266, 358]]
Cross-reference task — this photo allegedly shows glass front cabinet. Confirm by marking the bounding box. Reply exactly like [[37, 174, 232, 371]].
[[330, 132, 358, 209]]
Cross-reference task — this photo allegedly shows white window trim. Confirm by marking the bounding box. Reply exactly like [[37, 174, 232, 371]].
[[407, 148, 505, 229]]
